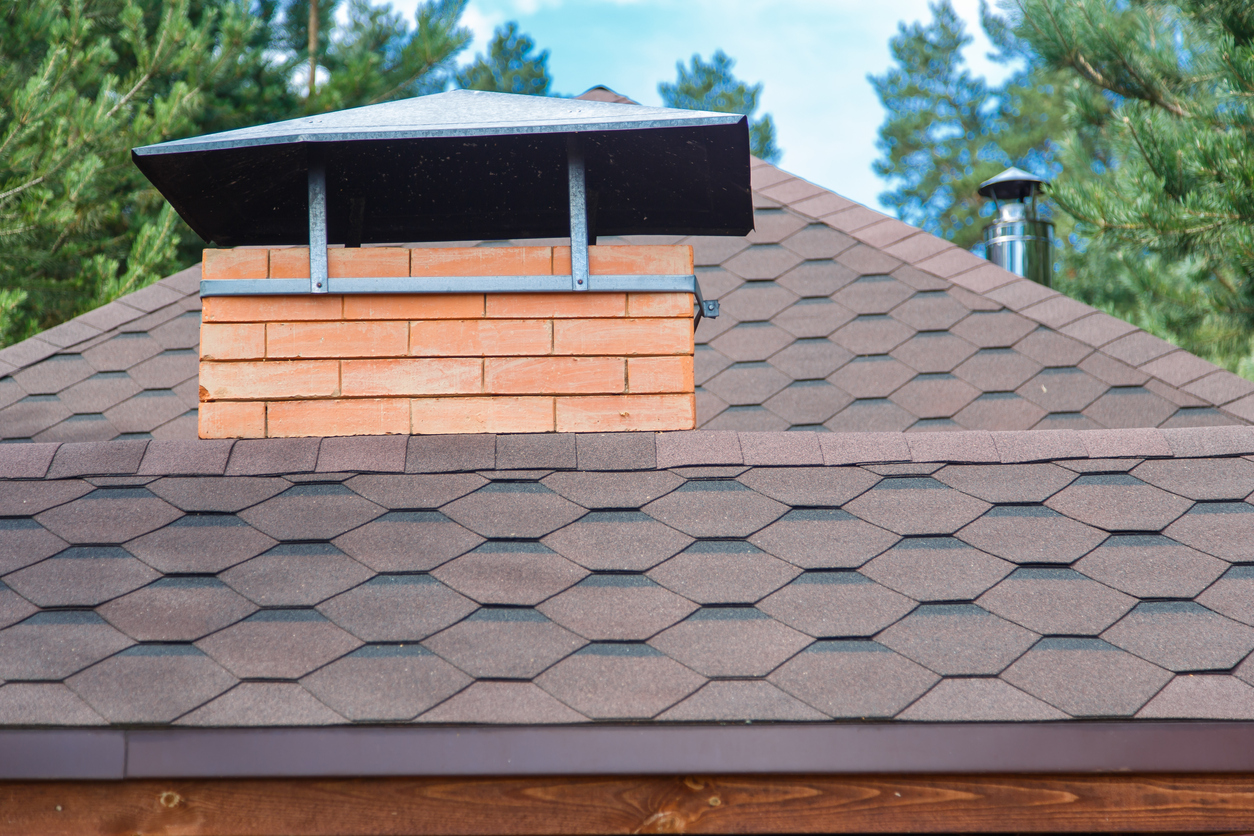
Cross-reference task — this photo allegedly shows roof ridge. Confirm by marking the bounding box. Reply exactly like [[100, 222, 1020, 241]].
[[3, 426, 1252, 479], [747, 158, 1254, 422]]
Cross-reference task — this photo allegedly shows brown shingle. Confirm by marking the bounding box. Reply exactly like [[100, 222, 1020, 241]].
[[658, 680, 826, 721], [647, 541, 800, 604], [125, 514, 276, 573], [423, 608, 584, 679], [826, 356, 914, 398], [535, 643, 704, 720], [648, 606, 811, 677], [195, 609, 361, 679], [318, 574, 475, 642], [1197, 566, 1254, 627], [861, 537, 1012, 602], [538, 575, 697, 641], [776, 260, 857, 298], [430, 542, 587, 605], [643, 479, 786, 538], [0, 518, 68, 575], [749, 508, 898, 568], [890, 333, 978, 374], [1103, 601, 1254, 672], [1002, 637, 1170, 717], [36, 486, 181, 544], [1046, 473, 1192, 531], [1137, 675, 1254, 720], [220, 543, 373, 607], [830, 315, 915, 355], [957, 505, 1105, 564], [889, 373, 979, 419], [772, 298, 855, 339], [146, 476, 288, 513], [238, 483, 384, 541], [542, 511, 692, 571], [98, 577, 256, 642], [0, 610, 133, 680], [843, 477, 990, 536], [333, 511, 483, 572], [758, 571, 914, 637], [977, 568, 1135, 635], [709, 322, 795, 363], [1075, 534, 1225, 598], [878, 604, 1038, 675], [1084, 387, 1177, 429], [769, 640, 937, 718], [442, 481, 584, 539], [897, 678, 1064, 721], [301, 644, 470, 721], [66, 644, 236, 723], [176, 682, 345, 726]]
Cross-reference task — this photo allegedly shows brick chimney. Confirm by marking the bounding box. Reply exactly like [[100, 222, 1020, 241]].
[[197, 245, 695, 437], [132, 89, 752, 439]]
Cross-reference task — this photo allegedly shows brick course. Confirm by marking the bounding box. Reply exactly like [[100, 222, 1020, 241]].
[[199, 246, 697, 437]]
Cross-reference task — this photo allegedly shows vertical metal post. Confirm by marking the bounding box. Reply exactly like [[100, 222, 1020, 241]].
[[567, 136, 589, 291], [308, 154, 328, 293]]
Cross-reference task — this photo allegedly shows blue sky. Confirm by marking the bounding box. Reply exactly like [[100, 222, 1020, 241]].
[[385, 0, 1007, 210]]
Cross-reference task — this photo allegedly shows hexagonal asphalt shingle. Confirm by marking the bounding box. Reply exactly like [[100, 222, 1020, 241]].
[[737, 466, 878, 507], [1198, 566, 1254, 627], [648, 606, 811, 677], [14, 354, 95, 394], [768, 338, 853, 380], [300, 644, 470, 722], [97, 577, 257, 642], [317, 574, 476, 642], [843, 477, 991, 536], [897, 678, 1065, 722], [977, 568, 1136, 636], [781, 223, 853, 259], [776, 260, 857, 298], [933, 463, 1075, 504], [952, 348, 1043, 392], [1046, 474, 1193, 532], [1017, 367, 1108, 414], [540, 470, 683, 510], [124, 514, 277, 574], [877, 604, 1038, 676], [146, 476, 289, 513], [1084, 387, 1177, 429], [441, 482, 585, 540], [950, 310, 1037, 348], [343, 473, 487, 510], [1001, 638, 1172, 718], [953, 392, 1046, 431], [0, 611, 133, 681], [0, 479, 92, 517], [956, 505, 1106, 565], [0, 683, 107, 726], [723, 245, 803, 281], [658, 680, 826, 722], [825, 399, 918, 432], [717, 282, 799, 322], [860, 538, 1013, 602], [423, 608, 585, 679], [5, 546, 159, 608], [540, 511, 693, 572], [332, 511, 484, 573], [1074, 534, 1226, 598], [66, 644, 236, 724], [708, 323, 796, 364], [219, 543, 373, 608], [643, 480, 786, 539], [831, 315, 916, 356], [891, 332, 978, 374], [889, 373, 980, 419], [750, 508, 901, 568], [827, 355, 915, 399], [764, 381, 853, 425], [769, 640, 939, 718], [238, 483, 385, 542], [1136, 674, 1254, 720], [36, 487, 182, 544], [1102, 602, 1254, 672], [834, 275, 914, 315], [890, 291, 970, 332], [772, 299, 856, 340], [0, 518, 68, 575], [646, 541, 800, 604], [757, 571, 915, 638], [537, 575, 698, 641], [1133, 457, 1254, 501], [417, 681, 587, 724], [430, 542, 587, 606], [175, 682, 345, 726], [1164, 502, 1254, 559], [535, 643, 705, 720], [194, 609, 361, 680], [0, 583, 37, 631]]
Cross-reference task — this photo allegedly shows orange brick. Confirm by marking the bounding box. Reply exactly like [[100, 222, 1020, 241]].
[[628, 356, 694, 394], [267, 398, 410, 437], [485, 293, 625, 318], [344, 294, 484, 320], [486, 357, 625, 395], [268, 321, 408, 359], [202, 295, 342, 323], [410, 319, 550, 357], [556, 394, 696, 432], [627, 292, 694, 318], [553, 245, 693, 275], [200, 323, 265, 360], [203, 249, 268, 280], [412, 396, 554, 434], [411, 246, 552, 277], [330, 248, 410, 278], [342, 358, 482, 397], [554, 318, 693, 356], [269, 248, 311, 279], [198, 401, 265, 438], [199, 360, 339, 400]]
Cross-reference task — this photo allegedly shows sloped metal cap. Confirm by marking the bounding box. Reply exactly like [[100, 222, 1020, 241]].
[[977, 167, 1047, 201], [132, 89, 753, 246]]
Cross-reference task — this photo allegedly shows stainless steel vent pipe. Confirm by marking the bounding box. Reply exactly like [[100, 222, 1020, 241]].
[[978, 167, 1053, 287]]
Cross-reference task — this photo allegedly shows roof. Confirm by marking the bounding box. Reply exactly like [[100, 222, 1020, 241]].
[[3, 160, 1253, 442], [3, 426, 1254, 736], [5, 91, 1254, 778]]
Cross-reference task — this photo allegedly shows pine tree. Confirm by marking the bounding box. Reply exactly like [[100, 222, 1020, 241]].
[[659, 50, 781, 162], [456, 21, 552, 96], [869, 0, 1067, 250], [1009, 0, 1254, 372]]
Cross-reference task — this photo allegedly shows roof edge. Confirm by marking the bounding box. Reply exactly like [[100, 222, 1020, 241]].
[[5, 722, 1254, 780], [4, 425, 1254, 479]]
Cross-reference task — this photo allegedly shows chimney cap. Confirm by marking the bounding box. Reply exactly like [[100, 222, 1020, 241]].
[[977, 167, 1047, 201], [132, 89, 752, 247]]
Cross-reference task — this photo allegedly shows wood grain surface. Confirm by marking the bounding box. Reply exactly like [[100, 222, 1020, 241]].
[[3, 773, 1253, 835]]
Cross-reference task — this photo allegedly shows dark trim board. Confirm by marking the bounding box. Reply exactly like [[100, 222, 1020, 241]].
[[5, 724, 1254, 781], [4, 774, 1254, 834]]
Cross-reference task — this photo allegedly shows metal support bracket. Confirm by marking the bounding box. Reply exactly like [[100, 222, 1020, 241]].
[[567, 136, 589, 292], [308, 154, 328, 293]]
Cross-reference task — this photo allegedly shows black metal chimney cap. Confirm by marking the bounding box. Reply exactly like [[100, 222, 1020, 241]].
[[977, 167, 1047, 202], [132, 89, 753, 247]]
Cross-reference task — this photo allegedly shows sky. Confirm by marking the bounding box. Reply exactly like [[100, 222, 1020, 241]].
[[383, 0, 1009, 211]]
